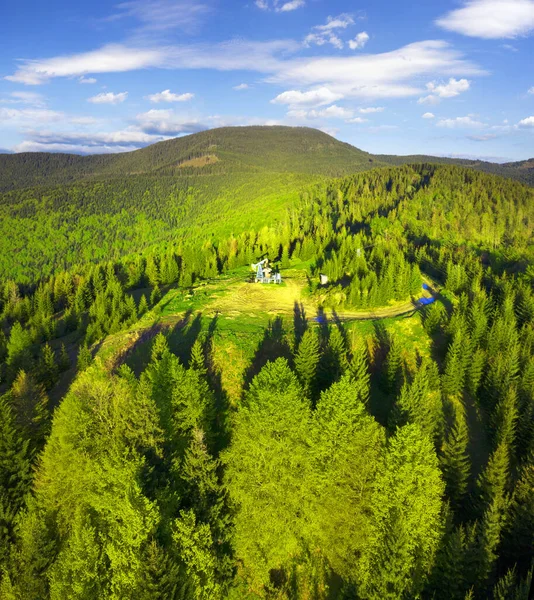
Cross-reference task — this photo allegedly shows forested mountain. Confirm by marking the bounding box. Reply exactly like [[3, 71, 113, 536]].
[[1, 129, 534, 599], [0, 127, 380, 192], [0, 126, 532, 193]]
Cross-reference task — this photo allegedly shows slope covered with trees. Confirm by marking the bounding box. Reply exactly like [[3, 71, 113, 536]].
[[1, 141, 533, 598]]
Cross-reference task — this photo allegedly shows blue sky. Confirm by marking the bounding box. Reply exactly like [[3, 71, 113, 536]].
[[1, 0, 533, 161]]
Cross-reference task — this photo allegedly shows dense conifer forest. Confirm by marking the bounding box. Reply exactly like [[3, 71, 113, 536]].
[[0, 127, 533, 599]]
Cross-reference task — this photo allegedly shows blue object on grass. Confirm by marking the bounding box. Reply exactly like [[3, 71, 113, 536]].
[[418, 297, 436, 306], [422, 283, 430, 290]]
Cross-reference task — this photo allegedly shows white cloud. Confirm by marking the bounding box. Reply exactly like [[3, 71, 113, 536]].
[[359, 106, 384, 114], [437, 116, 485, 128], [315, 14, 355, 32], [1, 91, 46, 107], [88, 91, 128, 104], [272, 87, 342, 107], [468, 134, 498, 141], [304, 13, 355, 49], [233, 83, 250, 90], [79, 76, 97, 84], [256, 0, 305, 12], [422, 112, 435, 119], [147, 89, 194, 103], [270, 41, 483, 100], [287, 104, 354, 119], [278, 0, 305, 11], [349, 32, 370, 50], [518, 116, 534, 127], [134, 109, 206, 135], [528, 86, 534, 94], [436, 0, 534, 39], [5, 39, 482, 105], [347, 117, 369, 123], [6, 44, 164, 85], [0, 107, 63, 125], [108, 0, 211, 33], [418, 78, 470, 104]]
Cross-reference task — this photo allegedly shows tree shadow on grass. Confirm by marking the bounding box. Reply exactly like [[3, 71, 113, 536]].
[[242, 316, 292, 392]]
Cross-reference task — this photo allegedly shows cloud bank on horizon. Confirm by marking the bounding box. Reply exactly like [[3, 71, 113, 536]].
[[1, 0, 533, 160]]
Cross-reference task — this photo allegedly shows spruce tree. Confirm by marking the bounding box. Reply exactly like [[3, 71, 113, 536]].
[[58, 343, 71, 372], [37, 343, 58, 390], [6, 322, 32, 378], [9, 371, 50, 453], [138, 293, 148, 316], [190, 339, 207, 377], [76, 343, 93, 372], [440, 402, 471, 513], [294, 328, 320, 397]]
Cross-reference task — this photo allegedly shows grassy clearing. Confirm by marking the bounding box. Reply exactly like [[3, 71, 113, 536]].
[[94, 265, 442, 404]]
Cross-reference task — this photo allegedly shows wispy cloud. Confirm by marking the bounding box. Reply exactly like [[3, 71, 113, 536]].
[[88, 91, 128, 104], [468, 133, 498, 141], [304, 13, 355, 49], [255, 0, 305, 12], [422, 112, 435, 119], [359, 106, 384, 114], [436, 0, 534, 39], [5, 39, 482, 106], [233, 83, 250, 91], [528, 86, 534, 94], [0, 107, 63, 125], [349, 32, 369, 50], [108, 0, 212, 33], [1, 91, 46, 107], [79, 76, 97, 84], [6, 44, 164, 85], [271, 87, 343, 107], [287, 104, 354, 119], [437, 115, 485, 128], [147, 89, 194, 103], [346, 117, 369, 123], [418, 78, 470, 104]]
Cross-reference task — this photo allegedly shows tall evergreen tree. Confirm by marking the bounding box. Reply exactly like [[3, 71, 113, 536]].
[[294, 328, 320, 397]]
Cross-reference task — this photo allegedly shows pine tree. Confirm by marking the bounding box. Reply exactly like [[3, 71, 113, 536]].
[[172, 510, 221, 600], [442, 328, 469, 398], [9, 371, 50, 452], [440, 402, 471, 513], [76, 343, 93, 372], [150, 285, 161, 306], [502, 463, 534, 574], [384, 334, 402, 394], [135, 540, 182, 600], [37, 343, 58, 389], [58, 343, 71, 372], [350, 343, 370, 404], [294, 328, 320, 397], [361, 424, 445, 599], [190, 339, 207, 376], [0, 396, 32, 564], [6, 322, 32, 378], [138, 293, 148, 316]]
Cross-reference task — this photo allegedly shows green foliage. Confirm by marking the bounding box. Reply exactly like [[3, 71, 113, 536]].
[[223, 359, 310, 587], [294, 328, 320, 396], [76, 343, 93, 372]]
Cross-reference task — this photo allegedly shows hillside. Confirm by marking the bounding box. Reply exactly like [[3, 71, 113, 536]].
[[0, 126, 382, 192], [1, 158, 533, 599], [1, 126, 532, 193], [378, 152, 534, 186]]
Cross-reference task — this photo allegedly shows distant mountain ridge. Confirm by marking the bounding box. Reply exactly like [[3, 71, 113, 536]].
[[0, 126, 532, 192]]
